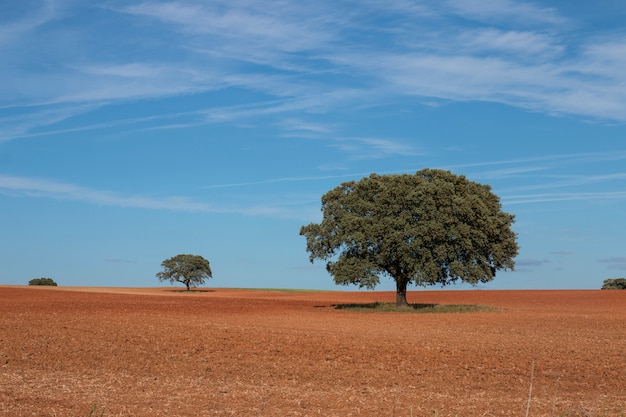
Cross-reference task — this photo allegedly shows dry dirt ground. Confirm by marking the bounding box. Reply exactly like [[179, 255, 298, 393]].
[[0, 286, 624, 417]]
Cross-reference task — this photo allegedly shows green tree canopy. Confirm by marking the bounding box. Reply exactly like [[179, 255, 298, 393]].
[[300, 169, 519, 306], [601, 278, 626, 290], [156, 254, 213, 291], [28, 277, 58, 286]]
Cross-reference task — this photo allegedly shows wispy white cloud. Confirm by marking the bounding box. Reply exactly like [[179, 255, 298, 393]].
[[445, 0, 567, 26], [0, 174, 212, 211], [0, 103, 102, 142], [199, 150, 626, 200], [458, 28, 564, 59], [496, 173, 626, 197], [327, 137, 421, 160], [2, 0, 626, 146], [466, 165, 550, 180], [76, 63, 174, 79], [503, 191, 626, 205], [0, 174, 317, 219], [202, 173, 367, 189], [118, 0, 342, 80], [56, 65, 223, 103], [446, 151, 626, 206], [0, 106, 209, 142], [0, 0, 58, 46], [451, 150, 626, 171], [360, 49, 626, 121], [122, 1, 336, 53], [279, 118, 335, 135], [579, 37, 626, 73]]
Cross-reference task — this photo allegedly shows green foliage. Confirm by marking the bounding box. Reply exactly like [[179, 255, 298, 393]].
[[601, 278, 626, 290], [28, 277, 58, 286], [300, 169, 519, 305], [156, 254, 213, 291]]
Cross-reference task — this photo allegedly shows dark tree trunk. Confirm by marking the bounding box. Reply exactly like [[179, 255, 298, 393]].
[[396, 278, 408, 307]]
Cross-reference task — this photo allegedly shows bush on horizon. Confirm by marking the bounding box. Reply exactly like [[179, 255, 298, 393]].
[[601, 278, 626, 290], [28, 277, 58, 286]]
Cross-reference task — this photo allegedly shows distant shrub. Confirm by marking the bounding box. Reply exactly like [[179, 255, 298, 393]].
[[601, 278, 626, 290], [28, 277, 58, 286]]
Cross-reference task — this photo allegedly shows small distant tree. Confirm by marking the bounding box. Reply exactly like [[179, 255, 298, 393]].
[[601, 278, 626, 290], [28, 277, 58, 286], [156, 254, 212, 291]]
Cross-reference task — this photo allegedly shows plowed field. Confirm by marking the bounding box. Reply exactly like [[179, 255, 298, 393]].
[[1, 286, 624, 417]]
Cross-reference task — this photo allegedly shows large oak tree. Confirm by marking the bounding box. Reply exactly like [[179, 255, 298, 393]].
[[300, 169, 519, 306]]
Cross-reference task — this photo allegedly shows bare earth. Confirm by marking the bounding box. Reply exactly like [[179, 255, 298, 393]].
[[0, 286, 624, 417]]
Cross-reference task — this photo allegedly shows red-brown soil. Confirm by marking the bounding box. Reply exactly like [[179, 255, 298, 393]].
[[1, 286, 624, 417]]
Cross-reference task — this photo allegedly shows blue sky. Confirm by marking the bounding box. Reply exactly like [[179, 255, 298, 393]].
[[2, 0, 626, 290]]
